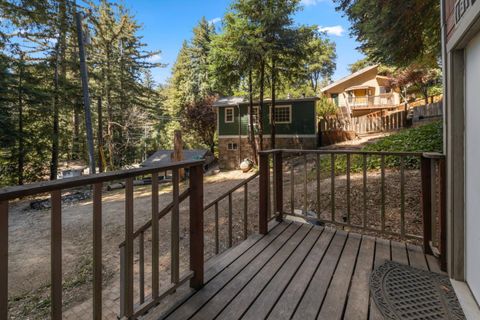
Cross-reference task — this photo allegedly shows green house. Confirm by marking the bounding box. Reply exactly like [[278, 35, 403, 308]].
[[214, 96, 318, 169]]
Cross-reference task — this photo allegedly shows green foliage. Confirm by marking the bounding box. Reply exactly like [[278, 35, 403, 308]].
[[316, 95, 338, 120], [348, 57, 373, 74], [334, 0, 441, 68]]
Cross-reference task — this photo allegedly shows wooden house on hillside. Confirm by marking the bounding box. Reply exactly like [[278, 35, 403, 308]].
[[321, 65, 401, 117], [214, 96, 318, 169]]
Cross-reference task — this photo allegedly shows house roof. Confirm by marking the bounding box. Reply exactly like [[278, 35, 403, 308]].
[[213, 96, 319, 108], [141, 149, 213, 167], [321, 65, 379, 93]]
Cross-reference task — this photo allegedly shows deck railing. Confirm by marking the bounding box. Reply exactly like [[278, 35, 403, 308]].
[[0, 160, 205, 320], [347, 94, 396, 109], [258, 149, 447, 270]]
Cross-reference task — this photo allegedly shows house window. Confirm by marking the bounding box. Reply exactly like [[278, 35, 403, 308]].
[[248, 106, 260, 125], [227, 143, 238, 150], [380, 86, 392, 94], [225, 107, 234, 123], [272, 105, 292, 124]]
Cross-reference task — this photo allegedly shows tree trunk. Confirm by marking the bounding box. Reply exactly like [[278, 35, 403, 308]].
[[50, 45, 60, 181], [105, 49, 115, 170], [270, 56, 276, 149], [258, 60, 265, 151], [72, 101, 80, 160], [97, 96, 105, 172], [248, 69, 258, 165], [17, 55, 24, 185]]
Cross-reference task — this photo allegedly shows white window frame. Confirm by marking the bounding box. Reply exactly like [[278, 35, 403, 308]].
[[270, 105, 292, 124], [227, 142, 238, 151], [248, 106, 260, 125], [224, 107, 234, 123]]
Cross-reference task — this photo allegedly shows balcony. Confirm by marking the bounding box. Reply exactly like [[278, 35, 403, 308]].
[[0, 150, 447, 319], [347, 94, 397, 110]]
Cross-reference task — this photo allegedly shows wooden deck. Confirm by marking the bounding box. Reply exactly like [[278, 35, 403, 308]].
[[143, 221, 442, 320]]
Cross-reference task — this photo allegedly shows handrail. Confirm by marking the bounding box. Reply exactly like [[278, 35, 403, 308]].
[[259, 149, 426, 157], [0, 159, 204, 201]]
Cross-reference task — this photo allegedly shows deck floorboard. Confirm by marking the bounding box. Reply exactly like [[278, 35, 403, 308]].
[[144, 222, 440, 320]]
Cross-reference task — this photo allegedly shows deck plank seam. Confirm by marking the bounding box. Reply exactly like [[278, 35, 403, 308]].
[[189, 223, 302, 319], [162, 222, 293, 320], [234, 225, 323, 319], [314, 231, 353, 319], [339, 234, 366, 320], [287, 228, 339, 318], [204, 223, 310, 319]]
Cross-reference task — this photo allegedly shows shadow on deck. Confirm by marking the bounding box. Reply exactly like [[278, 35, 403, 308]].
[[142, 221, 442, 320]]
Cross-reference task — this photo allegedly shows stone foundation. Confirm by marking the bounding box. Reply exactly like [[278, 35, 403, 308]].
[[218, 136, 317, 169]]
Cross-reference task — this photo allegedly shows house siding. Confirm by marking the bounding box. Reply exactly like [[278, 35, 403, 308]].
[[217, 100, 317, 137]]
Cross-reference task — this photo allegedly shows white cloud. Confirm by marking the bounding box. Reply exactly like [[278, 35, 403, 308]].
[[318, 25, 345, 37], [147, 54, 162, 63], [301, 0, 326, 6], [208, 17, 221, 25]]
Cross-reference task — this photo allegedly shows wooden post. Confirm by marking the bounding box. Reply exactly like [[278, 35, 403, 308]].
[[0, 201, 8, 319], [259, 153, 269, 235], [274, 152, 283, 221], [421, 156, 433, 254], [92, 183, 102, 320], [51, 190, 62, 319], [172, 130, 184, 180], [439, 158, 447, 271], [123, 178, 134, 317], [189, 164, 204, 289]]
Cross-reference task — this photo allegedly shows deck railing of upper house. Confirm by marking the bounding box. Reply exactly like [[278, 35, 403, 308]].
[[0, 160, 205, 320], [257, 149, 447, 270], [347, 93, 396, 108]]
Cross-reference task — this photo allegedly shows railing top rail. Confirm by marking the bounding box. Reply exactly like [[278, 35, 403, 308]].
[[258, 149, 445, 158], [0, 159, 204, 201]]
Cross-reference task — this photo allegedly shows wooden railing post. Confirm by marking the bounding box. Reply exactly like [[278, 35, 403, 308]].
[[421, 155, 433, 255], [92, 183, 102, 320], [438, 157, 447, 271], [0, 201, 8, 319], [123, 178, 134, 318], [274, 151, 283, 221], [259, 152, 269, 235], [51, 190, 62, 320], [189, 164, 204, 290]]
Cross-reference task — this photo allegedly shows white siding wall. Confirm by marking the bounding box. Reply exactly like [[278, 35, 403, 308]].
[[465, 30, 480, 302]]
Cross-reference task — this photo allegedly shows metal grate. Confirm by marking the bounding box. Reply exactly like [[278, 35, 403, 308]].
[[370, 261, 465, 320]]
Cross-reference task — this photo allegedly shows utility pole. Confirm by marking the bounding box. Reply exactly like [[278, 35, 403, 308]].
[[75, 11, 96, 175]]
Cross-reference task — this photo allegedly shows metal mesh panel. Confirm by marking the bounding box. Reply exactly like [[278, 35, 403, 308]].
[[370, 261, 465, 320]]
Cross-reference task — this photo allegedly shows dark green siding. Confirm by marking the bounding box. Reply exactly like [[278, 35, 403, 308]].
[[218, 100, 316, 136]]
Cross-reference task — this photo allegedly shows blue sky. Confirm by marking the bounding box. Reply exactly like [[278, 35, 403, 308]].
[[122, 0, 364, 85]]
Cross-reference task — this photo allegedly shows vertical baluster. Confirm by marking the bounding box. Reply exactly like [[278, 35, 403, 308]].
[[124, 178, 134, 317], [316, 154, 321, 219], [274, 151, 283, 220], [439, 157, 447, 271], [362, 154, 367, 229], [51, 190, 62, 320], [243, 184, 248, 240], [346, 154, 351, 225], [189, 164, 204, 289], [228, 193, 233, 248], [0, 201, 8, 319], [420, 156, 432, 254], [400, 157, 406, 238], [330, 153, 335, 222], [304, 154, 308, 213], [139, 232, 145, 304], [93, 183, 102, 319], [259, 153, 269, 235], [381, 156, 386, 233], [431, 160, 438, 247], [171, 169, 180, 284], [290, 159, 294, 215], [214, 203, 219, 254], [151, 173, 159, 300]]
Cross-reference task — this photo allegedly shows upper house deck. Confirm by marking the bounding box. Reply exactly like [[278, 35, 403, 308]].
[[0, 149, 447, 319]]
